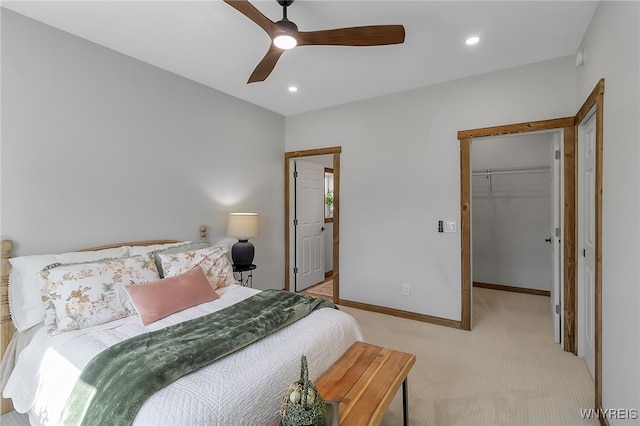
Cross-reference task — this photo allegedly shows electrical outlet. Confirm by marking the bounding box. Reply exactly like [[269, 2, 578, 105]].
[[402, 283, 411, 296]]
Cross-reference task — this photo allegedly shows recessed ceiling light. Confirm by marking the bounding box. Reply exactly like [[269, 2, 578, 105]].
[[288, 86, 298, 93], [466, 36, 480, 46]]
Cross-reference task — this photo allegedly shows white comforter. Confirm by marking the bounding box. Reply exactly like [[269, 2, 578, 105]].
[[3, 285, 363, 425]]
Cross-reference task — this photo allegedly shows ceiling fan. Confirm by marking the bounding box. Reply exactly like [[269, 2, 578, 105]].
[[223, 0, 406, 83]]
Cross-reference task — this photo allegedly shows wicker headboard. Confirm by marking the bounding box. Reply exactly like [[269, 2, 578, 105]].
[[0, 225, 207, 414]]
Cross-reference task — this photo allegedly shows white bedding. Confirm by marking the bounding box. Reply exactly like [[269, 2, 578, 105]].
[[3, 284, 363, 425]]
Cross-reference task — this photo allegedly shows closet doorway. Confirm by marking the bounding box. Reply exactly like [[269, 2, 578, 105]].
[[471, 131, 563, 343], [284, 147, 341, 304]]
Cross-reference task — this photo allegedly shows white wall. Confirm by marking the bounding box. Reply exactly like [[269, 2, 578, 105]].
[[0, 9, 286, 290], [576, 1, 640, 420], [286, 56, 576, 320], [471, 133, 553, 291]]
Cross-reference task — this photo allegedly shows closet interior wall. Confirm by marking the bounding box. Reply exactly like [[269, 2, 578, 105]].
[[471, 133, 555, 292]]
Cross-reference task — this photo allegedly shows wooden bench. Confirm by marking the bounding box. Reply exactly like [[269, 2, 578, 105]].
[[314, 341, 416, 425]]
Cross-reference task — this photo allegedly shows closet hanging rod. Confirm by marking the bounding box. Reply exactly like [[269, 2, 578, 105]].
[[472, 166, 551, 176]]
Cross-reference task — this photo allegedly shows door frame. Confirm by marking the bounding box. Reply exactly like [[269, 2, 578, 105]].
[[458, 117, 575, 334], [457, 79, 604, 412], [285, 146, 341, 304]]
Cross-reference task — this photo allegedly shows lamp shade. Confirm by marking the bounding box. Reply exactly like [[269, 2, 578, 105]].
[[227, 213, 259, 239]]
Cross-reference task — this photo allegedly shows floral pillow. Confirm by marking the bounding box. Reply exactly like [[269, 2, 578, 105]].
[[158, 245, 236, 291], [39, 255, 160, 334], [148, 241, 210, 278], [8, 245, 129, 332]]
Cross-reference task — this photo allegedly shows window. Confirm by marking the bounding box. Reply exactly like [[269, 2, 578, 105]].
[[324, 168, 334, 222]]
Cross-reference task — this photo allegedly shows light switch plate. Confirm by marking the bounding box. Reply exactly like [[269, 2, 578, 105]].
[[444, 221, 457, 233]]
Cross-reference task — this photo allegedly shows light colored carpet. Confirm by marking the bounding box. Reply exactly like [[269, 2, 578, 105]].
[[339, 287, 598, 426]]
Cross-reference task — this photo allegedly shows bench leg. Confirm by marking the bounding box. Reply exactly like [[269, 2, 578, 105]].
[[402, 377, 409, 426]]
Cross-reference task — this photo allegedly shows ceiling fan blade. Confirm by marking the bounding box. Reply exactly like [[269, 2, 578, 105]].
[[223, 0, 278, 36], [248, 45, 286, 83], [296, 25, 405, 47]]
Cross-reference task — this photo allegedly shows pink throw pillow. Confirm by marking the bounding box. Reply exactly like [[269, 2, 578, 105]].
[[125, 266, 220, 326]]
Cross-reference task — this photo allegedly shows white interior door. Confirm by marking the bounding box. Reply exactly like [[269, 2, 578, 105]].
[[294, 160, 325, 291], [550, 134, 562, 343], [578, 112, 596, 379]]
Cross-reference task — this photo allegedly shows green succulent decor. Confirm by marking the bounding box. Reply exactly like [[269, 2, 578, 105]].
[[280, 355, 327, 426], [324, 190, 334, 207]]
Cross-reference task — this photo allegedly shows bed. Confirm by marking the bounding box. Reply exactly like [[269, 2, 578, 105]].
[[0, 229, 363, 425]]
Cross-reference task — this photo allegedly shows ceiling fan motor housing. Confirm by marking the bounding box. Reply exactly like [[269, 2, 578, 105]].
[[276, 18, 298, 32], [277, 0, 294, 7]]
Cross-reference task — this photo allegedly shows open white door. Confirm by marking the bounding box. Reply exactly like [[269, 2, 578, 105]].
[[294, 160, 325, 291], [550, 134, 562, 343], [578, 112, 596, 379]]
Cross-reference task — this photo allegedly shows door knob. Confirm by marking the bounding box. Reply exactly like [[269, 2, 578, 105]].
[[545, 237, 552, 243], [321, 227, 325, 232]]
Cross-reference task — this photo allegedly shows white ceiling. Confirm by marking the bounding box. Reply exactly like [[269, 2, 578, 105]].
[[3, 0, 599, 116]]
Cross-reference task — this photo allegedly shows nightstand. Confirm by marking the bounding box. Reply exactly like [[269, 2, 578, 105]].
[[233, 264, 256, 288]]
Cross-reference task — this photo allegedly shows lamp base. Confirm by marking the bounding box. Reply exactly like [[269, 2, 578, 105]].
[[231, 239, 254, 267]]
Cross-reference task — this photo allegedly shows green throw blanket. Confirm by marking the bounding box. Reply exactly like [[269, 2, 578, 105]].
[[61, 289, 335, 426]]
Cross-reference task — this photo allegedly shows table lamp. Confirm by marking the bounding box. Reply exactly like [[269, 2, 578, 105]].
[[227, 213, 259, 267]]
